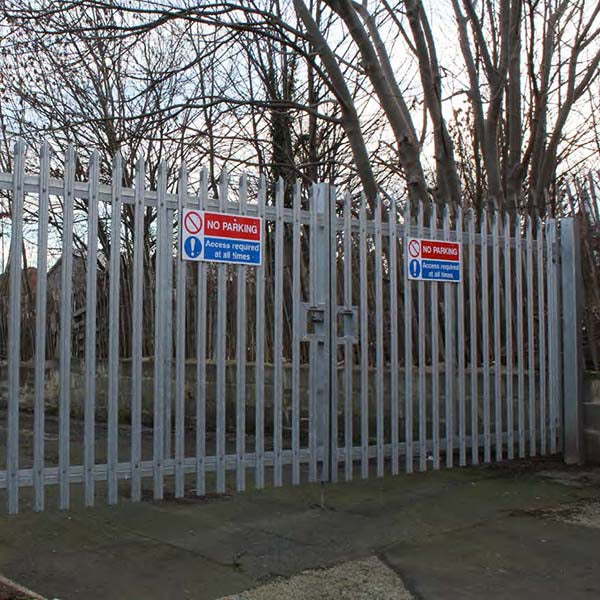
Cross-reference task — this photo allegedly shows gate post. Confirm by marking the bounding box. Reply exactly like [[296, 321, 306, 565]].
[[315, 183, 331, 481], [561, 217, 584, 464]]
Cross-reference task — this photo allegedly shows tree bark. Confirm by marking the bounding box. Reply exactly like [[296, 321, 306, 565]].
[[403, 0, 461, 210], [326, 0, 429, 210]]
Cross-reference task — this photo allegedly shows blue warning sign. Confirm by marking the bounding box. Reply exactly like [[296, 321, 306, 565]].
[[184, 236, 203, 259], [420, 259, 460, 281], [409, 259, 421, 278]]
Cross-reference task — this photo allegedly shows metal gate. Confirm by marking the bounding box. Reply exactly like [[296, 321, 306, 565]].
[[0, 141, 583, 514]]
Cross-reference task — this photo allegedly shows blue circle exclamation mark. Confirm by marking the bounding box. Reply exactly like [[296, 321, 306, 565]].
[[410, 259, 421, 278], [184, 236, 202, 258]]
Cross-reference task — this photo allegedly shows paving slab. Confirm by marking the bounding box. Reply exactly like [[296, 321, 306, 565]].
[[382, 511, 600, 599]]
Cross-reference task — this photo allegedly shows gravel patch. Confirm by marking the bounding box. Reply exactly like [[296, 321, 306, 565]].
[[219, 556, 412, 600], [555, 500, 600, 529]]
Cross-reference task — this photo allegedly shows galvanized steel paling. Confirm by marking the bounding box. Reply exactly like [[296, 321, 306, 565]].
[[0, 142, 574, 514]]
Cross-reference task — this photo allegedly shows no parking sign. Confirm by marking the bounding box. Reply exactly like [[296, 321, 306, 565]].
[[406, 238, 461, 282], [181, 208, 262, 266]]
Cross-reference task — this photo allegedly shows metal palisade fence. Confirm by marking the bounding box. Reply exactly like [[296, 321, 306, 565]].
[[0, 140, 583, 514]]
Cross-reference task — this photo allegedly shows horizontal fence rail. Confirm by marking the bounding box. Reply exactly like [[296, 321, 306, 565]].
[[0, 141, 570, 514]]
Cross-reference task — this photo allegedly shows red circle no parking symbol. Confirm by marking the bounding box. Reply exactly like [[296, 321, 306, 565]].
[[408, 239, 420, 258], [184, 211, 203, 235]]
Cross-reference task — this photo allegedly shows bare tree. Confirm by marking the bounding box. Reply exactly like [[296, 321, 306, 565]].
[[452, 0, 600, 214], [2, 0, 600, 214]]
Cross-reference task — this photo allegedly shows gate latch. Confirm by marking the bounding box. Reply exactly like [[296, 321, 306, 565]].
[[300, 303, 326, 342], [336, 306, 358, 344]]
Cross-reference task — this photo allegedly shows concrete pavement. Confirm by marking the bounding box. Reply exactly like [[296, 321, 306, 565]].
[[0, 458, 599, 599]]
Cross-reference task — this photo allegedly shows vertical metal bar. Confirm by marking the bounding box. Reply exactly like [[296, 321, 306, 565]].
[[359, 192, 369, 479], [526, 216, 536, 456], [516, 217, 526, 457], [554, 222, 564, 452], [107, 152, 122, 505], [389, 199, 399, 475], [308, 184, 318, 482], [58, 144, 75, 510], [273, 178, 284, 487], [343, 191, 354, 481], [329, 184, 338, 482], [7, 140, 24, 514], [164, 212, 174, 460], [504, 213, 514, 460], [196, 167, 208, 495], [492, 212, 502, 462], [404, 202, 413, 473], [174, 163, 188, 498], [561, 218, 584, 464], [456, 206, 466, 466], [153, 161, 167, 500], [254, 175, 265, 489], [430, 204, 440, 470], [130, 157, 144, 502], [291, 181, 301, 485], [537, 218, 547, 455], [546, 220, 559, 454], [468, 209, 478, 465], [315, 183, 331, 482], [481, 209, 491, 463], [443, 205, 454, 468], [34, 142, 50, 512], [235, 175, 248, 492], [216, 172, 228, 494], [417, 202, 426, 472], [375, 196, 385, 476]]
